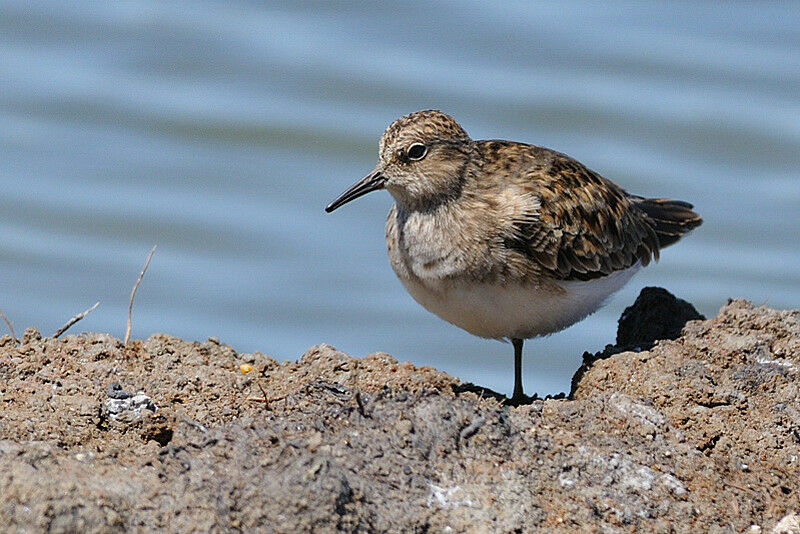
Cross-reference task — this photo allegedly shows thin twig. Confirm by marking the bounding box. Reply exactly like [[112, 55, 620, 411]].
[[249, 382, 276, 405], [0, 307, 18, 344], [53, 301, 100, 338], [257, 381, 269, 400], [125, 245, 156, 345], [247, 394, 285, 404]]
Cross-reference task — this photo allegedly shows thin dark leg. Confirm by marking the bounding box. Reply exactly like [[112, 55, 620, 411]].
[[511, 338, 525, 402]]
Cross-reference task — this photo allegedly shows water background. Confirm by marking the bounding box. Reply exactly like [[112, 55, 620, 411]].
[[1, 1, 798, 396]]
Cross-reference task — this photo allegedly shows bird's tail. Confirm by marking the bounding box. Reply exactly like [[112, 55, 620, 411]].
[[631, 197, 703, 249]]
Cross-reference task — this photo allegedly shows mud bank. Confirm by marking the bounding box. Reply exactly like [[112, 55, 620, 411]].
[[0, 288, 798, 532]]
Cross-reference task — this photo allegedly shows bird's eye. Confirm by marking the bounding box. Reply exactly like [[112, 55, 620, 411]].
[[407, 143, 427, 161]]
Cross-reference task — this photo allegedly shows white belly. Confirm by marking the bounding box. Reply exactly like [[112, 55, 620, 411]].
[[399, 266, 639, 340]]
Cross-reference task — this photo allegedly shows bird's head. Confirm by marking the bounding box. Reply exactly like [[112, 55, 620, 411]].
[[325, 110, 474, 213]]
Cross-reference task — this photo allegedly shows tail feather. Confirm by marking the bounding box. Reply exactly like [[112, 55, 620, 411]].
[[631, 197, 703, 249]]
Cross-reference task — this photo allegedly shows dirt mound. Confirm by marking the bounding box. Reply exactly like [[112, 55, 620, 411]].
[[1, 289, 798, 532]]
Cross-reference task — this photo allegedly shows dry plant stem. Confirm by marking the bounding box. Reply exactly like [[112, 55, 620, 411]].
[[125, 245, 156, 345], [255, 381, 272, 411], [0, 307, 18, 344], [53, 302, 100, 338], [247, 394, 285, 404]]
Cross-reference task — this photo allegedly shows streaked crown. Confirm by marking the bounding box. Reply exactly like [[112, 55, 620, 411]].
[[379, 110, 470, 155]]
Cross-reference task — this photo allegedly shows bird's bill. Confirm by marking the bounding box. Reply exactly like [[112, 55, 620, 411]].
[[325, 169, 386, 212]]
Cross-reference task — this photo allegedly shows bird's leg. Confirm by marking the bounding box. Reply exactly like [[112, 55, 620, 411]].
[[511, 338, 526, 404]]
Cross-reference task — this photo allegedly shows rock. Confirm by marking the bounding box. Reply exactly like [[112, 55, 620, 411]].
[[106, 382, 132, 400], [773, 513, 800, 534], [616, 286, 705, 348], [104, 383, 156, 419], [104, 391, 156, 418], [0, 289, 798, 532]]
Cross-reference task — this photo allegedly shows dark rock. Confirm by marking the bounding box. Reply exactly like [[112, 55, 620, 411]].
[[106, 382, 132, 400], [616, 286, 704, 348]]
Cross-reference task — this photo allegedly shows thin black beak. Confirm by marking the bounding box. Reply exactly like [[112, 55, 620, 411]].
[[325, 169, 386, 212]]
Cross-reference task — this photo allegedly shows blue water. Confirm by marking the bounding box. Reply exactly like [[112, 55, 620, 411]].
[[1, 1, 798, 396]]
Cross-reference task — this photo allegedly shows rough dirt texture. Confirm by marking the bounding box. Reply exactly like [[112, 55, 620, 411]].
[[0, 287, 798, 533]]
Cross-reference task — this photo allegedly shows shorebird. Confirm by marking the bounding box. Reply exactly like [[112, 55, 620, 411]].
[[325, 110, 702, 403]]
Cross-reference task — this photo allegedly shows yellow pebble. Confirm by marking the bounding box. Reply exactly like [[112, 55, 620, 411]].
[[239, 363, 255, 374]]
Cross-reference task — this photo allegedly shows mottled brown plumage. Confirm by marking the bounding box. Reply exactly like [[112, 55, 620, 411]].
[[326, 110, 702, 402]]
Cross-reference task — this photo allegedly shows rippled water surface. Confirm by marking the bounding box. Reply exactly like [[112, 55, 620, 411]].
[[1, 1, 798, 395]]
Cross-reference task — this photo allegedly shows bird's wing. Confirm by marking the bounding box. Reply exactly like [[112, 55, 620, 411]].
[[505, 150, 660, 281]]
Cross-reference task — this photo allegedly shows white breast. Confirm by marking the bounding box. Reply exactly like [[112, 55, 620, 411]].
[[398, 265, 640, 340], [389, 208, 467, 284]]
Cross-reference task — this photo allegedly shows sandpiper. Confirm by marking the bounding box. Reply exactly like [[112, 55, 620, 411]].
[[326, 110, 702, 403]]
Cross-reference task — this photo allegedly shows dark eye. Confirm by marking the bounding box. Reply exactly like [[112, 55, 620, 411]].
[[407, 143, 427, 160]]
